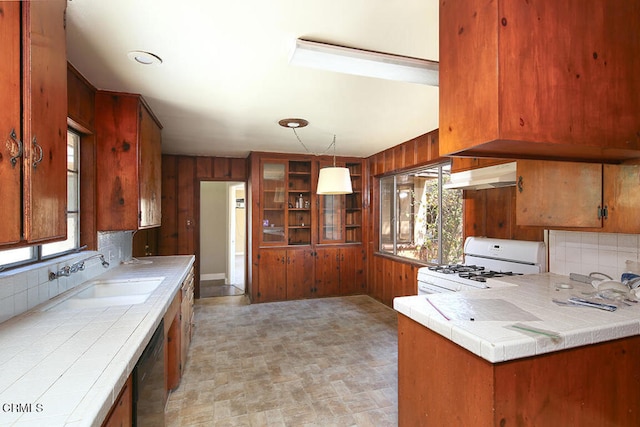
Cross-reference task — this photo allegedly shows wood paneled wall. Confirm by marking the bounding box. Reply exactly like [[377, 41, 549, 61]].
[[158, 154, 247, 298], [463, 187, 544, 242]]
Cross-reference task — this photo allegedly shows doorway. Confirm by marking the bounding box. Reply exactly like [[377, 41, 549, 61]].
[[199, 181, 246, 297]]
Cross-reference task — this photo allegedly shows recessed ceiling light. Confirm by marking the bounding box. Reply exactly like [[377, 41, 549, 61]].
[[278, 118, 309, 128], [127, 50, 163, 66]]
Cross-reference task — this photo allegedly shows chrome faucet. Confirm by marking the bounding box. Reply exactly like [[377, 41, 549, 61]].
[[49, 253, 109, 281]]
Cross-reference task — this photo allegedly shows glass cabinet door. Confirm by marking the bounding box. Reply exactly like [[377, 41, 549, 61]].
[[261, 161, 286, 244], [319, 194, 345, 243]]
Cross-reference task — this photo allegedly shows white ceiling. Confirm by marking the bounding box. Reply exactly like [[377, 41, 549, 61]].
[[66, 0, 439, 159]]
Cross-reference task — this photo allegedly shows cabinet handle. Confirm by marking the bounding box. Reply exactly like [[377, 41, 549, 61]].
[[8, 129, 23, 168], [517, 175, 524, 193], [32, 137, 43, 169]]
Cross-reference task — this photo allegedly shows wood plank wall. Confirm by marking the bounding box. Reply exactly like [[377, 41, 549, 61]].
[[158, 155, 247, 298]]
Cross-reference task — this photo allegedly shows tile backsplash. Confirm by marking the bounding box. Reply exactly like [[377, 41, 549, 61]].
[[0, 231, 133, 324], [549, 230, 640, 280]]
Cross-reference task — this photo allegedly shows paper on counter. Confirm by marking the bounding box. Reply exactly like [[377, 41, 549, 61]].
[[426, 296, 540, 322]]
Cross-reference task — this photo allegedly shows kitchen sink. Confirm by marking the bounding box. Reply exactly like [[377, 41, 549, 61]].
[[47, 277, 165, 310]]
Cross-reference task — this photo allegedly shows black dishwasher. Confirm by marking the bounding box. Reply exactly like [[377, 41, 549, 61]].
[[133, 320, 165, 426]]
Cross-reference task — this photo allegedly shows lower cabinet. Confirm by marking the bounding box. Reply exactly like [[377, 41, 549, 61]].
[[254, 246, 363, 302], [180, 266, 195, 371], [164, 266, 194, 392], [256, 248, 315, 302], [101, 375, 132, 427], [313, 246, 365, 297]]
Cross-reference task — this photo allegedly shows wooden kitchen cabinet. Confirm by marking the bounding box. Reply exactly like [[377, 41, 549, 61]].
[[602, 164, 640, 233], [0, 0, 67, 246], [101, 375, 132, 427], [95, 91, 162, 231], [516, 160, 640, 233], [259, 159, 313, 246], [180, 266, 195, 374], [165, 266, 194, 392], [516, 160, 603, 228], [439, 0, 640, 162], [249, 152, 365, 303], [256, 248, 314, 302], [398, 314, 640, 427], [314, 246, 365, 297], [318, 161, 363, 244]]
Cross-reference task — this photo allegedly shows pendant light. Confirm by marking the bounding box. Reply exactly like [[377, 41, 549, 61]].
[[279, 118, 353, 195], [316, 136, 352, 195]]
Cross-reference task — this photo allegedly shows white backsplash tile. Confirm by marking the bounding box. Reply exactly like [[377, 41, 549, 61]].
[[0, 231, 134, 324], [549, 230, 640, 279]]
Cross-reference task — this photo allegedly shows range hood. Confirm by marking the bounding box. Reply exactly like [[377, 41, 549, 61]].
[[444, 161, 517, 190]]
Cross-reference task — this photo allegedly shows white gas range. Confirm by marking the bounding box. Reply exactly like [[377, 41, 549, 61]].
[[417, 237, 546, 294]]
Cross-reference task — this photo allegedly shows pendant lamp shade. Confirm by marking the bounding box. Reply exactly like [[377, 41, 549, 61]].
[[317, 167, 353, 195]]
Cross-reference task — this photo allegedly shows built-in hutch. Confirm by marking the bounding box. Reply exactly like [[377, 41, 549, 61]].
[[248, 152, 366, 303]]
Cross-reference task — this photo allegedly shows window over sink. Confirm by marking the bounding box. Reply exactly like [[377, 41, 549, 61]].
[[379, 162, 463, 265]]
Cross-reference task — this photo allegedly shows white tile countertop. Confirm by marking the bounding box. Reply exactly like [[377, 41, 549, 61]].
[[0, 255, 194, 427], [394, 272, 640, 363]]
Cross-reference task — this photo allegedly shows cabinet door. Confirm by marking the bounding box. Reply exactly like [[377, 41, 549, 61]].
[[260, 161, 287, 245], [139, 104, 162, 228], [0, 1, 22, 245], [315, 247, 340, 297], [516, 160, 602, 228], [603, 164, 640, 233], [286, 249, 315, 299], [22, 0, 67, 243], [319, 195, 345, 244], [257, 249, 287, 302], [96, 93, 141, 231], [440, 0, 640, 162], [340, 247, 365, 295]]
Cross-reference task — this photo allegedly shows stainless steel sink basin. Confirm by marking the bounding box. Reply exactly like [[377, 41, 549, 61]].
[[48, 277, 165, 310]]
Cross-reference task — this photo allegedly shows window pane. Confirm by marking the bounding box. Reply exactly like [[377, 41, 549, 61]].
[[42, 129, 81, 258], [42, 214, 78, 257], [380, 177, 394, 254], [67, 172, 79, 211], [379, 162, 463, 265], [0, 247, 36, 268], [440, 168, 463, 264]]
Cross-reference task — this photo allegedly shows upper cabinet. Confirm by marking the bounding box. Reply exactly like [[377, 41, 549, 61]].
[[0, 0, 67, 246], [516, 160, 640, 233], [259, 159, 312, 246], [318, 161, 363, 244], [439, 0, 640, 162], [95, 91, 162, 231]]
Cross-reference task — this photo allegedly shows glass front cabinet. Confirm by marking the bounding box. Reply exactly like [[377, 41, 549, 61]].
[[318, 161, 362, 244], [258, 157, 363, 247], [260, 159, 312, 246]]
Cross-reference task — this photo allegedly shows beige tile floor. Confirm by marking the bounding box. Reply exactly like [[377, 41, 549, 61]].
[[166, 295, 399, 426]]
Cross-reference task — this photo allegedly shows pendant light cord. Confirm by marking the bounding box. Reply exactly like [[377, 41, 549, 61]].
[[292, 128, 337, 159]]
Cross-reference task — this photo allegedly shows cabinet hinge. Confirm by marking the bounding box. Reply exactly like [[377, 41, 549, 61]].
[[597, 205, 608, 220]]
